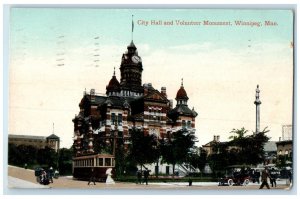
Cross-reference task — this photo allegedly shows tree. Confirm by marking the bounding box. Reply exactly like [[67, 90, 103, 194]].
[[37, 146, 58, 167], [58, 147, 73, 175], [160, 129, 197, 175], [207, 141, 230, 175], [245, 127, 270, 165], [227, 127, 270, 166], [229, 127, 248, 141], [114, 135, 127, 177], [189, 147, 207, 172], [8, 144, 38, 167], [207, 127, 270, 175], [127, 128, 159, 170]]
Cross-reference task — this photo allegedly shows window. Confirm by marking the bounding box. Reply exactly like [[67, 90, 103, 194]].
[[118, 131, 123, 138], [105, 158, 111, 166], [98, 158, 103, 166], [111, 113, 122, 125], [187, 121, 191, 128], [111, 113, 116, 124], [182, 120, 186, 129], [118, 114, 122, 125]]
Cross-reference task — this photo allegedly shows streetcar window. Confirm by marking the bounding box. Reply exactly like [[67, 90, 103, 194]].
[[105, 158, 111, 166], [99, 158, 103, 166]]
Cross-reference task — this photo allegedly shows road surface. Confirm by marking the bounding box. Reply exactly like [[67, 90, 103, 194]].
[[7, 165, 292, 191]]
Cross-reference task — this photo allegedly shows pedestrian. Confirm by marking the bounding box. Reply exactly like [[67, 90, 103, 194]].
[[143, 168, 150, 185], [136, 170, 142, 184], [88, 167, 96, 185], [269, 168, 277, 187], [259, 167, 270, 189], [48, 167, 54, 183], [288, 170, 292, 183], [24, 163, 27, 169], [255, 170, 260, 184], [40, 169, 50, 185]]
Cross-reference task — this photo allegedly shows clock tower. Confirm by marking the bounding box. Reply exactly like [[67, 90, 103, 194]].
[[119, 40, 144, 97]]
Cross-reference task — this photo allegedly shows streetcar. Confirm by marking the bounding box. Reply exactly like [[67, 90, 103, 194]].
[[73, 153, 115, 181]]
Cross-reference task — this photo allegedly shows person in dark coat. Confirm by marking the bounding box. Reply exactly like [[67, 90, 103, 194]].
[[88, 167, 96, 185], [269, 168, 277, 187], [259, 168, 270, 189], [143, 168, 150, 185], [136, 170, 142, 184], [48, 167, 54, 183], [255, 170, 261, 184], [288, 170, 292, 183]]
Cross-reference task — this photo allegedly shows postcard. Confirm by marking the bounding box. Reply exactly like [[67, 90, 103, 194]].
[[7, 7, 294, 193]]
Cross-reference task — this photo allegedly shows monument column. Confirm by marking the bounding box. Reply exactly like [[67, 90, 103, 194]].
[[254, 85, 261, 134]]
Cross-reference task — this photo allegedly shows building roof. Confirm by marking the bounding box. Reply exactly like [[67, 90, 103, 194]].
[[46, 134, 60, 139], [176, 86, 189, 100], [9, 134, 46, 140], [276, 140, 292, 145], [168, 104, 197, 120], [264, 141, 277, 152], [106, 74, 120, 93], [127, 40, 137, 49]]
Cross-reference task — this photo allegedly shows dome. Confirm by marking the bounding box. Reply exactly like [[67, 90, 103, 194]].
[[106, 75, 120, 93], [176, 86, 189, 100]]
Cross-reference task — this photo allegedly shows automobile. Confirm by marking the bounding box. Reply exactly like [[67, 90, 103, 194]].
[[218, 165, 251, 186]]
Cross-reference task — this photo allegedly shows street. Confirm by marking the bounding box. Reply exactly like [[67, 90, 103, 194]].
[[7, 166, 292, 190]]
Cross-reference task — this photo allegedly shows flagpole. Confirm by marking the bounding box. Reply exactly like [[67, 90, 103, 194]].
[[132, 15, 134, 41]]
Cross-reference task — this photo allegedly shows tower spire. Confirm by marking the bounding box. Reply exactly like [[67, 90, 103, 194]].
[[181, 78, 183, 87], [52, 122, 54, 134], [113, 67, 115, 76], [131, 15, 134, 41]]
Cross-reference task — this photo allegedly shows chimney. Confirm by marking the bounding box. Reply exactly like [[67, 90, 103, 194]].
[[161, 87, 167, 98], [213, 135, 216, 142], [217, 135, 220, 142], [279, 137, 281, 141], [90, 89, 95, 102]]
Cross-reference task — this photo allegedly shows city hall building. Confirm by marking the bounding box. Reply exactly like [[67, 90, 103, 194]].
[[72, 40, 197, 176]]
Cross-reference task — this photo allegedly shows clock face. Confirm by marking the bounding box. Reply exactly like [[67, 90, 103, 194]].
[[132, 55, 140, 63]]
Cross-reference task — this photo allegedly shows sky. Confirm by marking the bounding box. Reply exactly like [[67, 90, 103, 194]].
[[8, 8, 294, 148]]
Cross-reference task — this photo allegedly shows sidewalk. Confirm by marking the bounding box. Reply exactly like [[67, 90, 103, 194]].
[[8, 176, 49, 189]]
